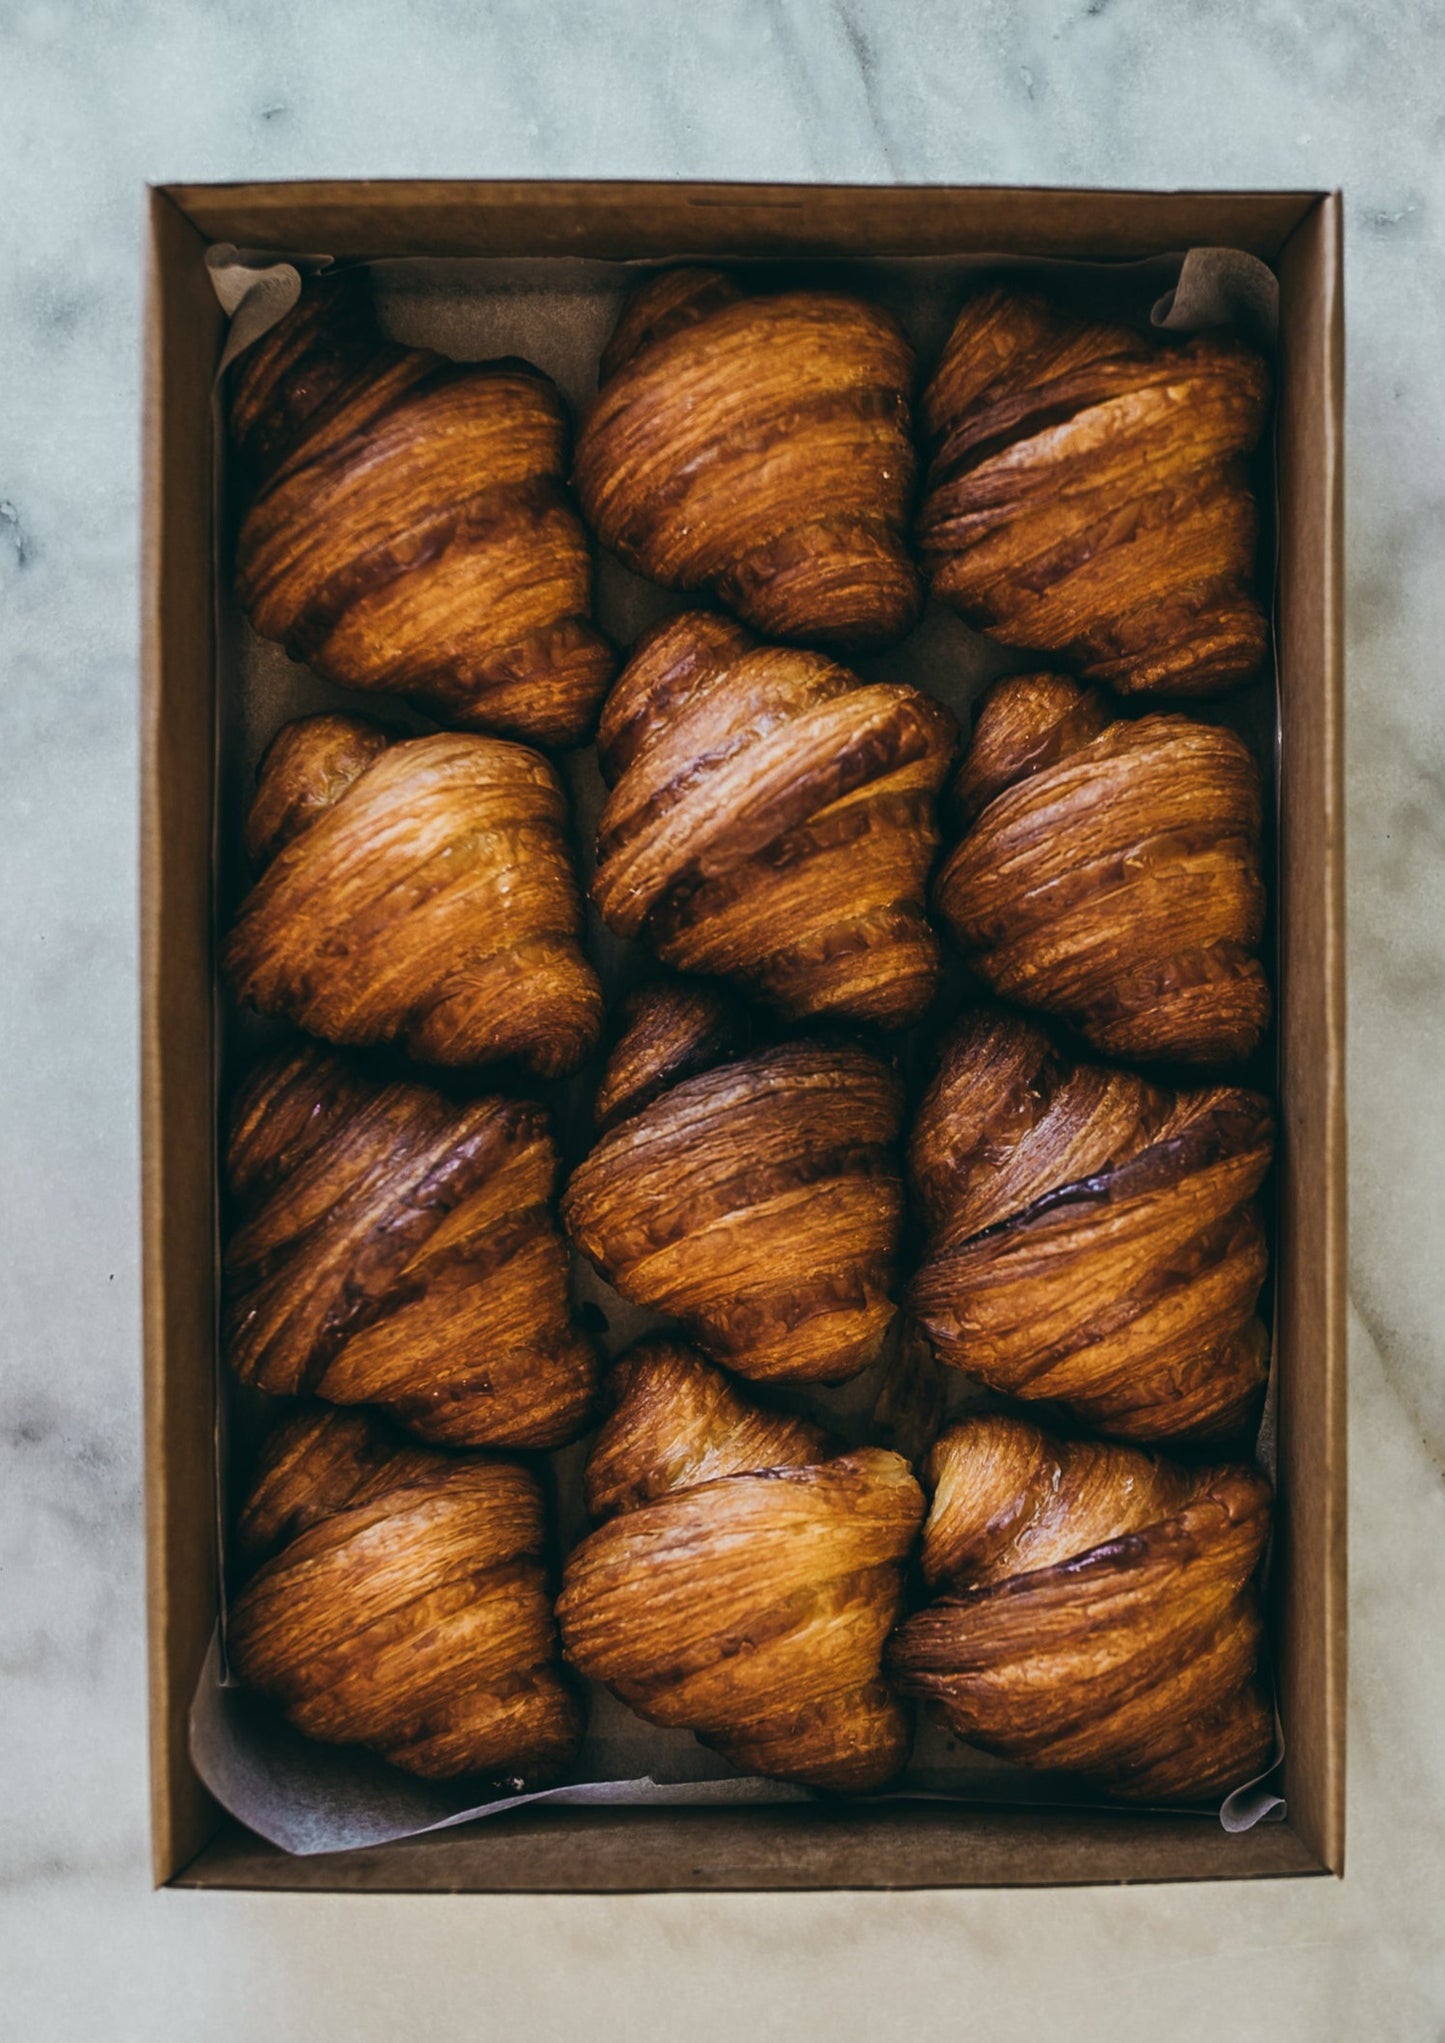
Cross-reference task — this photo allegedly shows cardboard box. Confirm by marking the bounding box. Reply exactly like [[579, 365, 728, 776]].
[[142, 180, 1345, 1892]]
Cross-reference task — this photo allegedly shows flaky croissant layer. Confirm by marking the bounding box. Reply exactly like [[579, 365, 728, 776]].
[[225, 1042, 597, 1448], [907, 1007, 1274, 1441], [888, 1414, 1273, 1802], [223, 713, 603, 1077], [564, 1021, 906, 1384], [919, 286, 1270, 697], [229, 1408, 583, 1784], [231, 268, 614, 746], [577, 268, 922, 650], [592, 613, 956, 1030], [558, 1342, 923, 1790], [935, 673, 1270, 1065]]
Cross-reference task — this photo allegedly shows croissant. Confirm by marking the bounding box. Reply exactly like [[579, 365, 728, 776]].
[[230, 267, 613, 746], [934, 672, 1270, 1064], [224, 1041, 597, 1447], [575, 268, 922, 651], [592, 612, 955, 1028], [592, 978, 751, 1134], [229, 1405, 584, 1783], [222, 712, 604, 1076], [563, 1008, 905, 1383], [917, 286, 1270, 696], [557, 1340, 924, 1790], [888, 1414, 1273, 1802], [907, 1008, 1273, 1441]]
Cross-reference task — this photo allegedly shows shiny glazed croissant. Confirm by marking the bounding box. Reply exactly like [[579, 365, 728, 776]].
[[934, 672, 1270, 1065], [557, 1340, 924, 1790], [576, 268, 922, 650], [229, 1405, 584, 1783], [918, 286, 1270, 696], [563, 1006, 905, 1383], [230, 268, 613, 746], [224, 1041, 597, 1447], [592, 612, 955, 1029], [888, 1414, 1273, 1801], [222, 712, 604, 1076], [907, 1009, 1274, 1441]]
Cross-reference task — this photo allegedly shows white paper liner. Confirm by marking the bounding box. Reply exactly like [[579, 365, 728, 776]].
[[190, 237, 1286, 1857]]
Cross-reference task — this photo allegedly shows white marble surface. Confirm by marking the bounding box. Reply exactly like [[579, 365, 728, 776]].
[[2, 2, 1443, 2037]]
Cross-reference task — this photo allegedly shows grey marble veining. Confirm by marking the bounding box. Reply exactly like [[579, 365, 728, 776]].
[[2, 2, 1443, 2037]]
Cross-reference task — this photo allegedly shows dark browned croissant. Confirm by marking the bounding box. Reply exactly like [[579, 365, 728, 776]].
[[888, 1414, 1273, 1802], [918, 286, 1270, 696], [907, 1008, 1273, 1441], [934, 672, 1270, 1064], [224, 1041, 597, 1447], [576, 268, 922, 650], [592, 978, 752, 1134], [563, 1008, 905, 1383], [592, 612, 955, 1029], [557, 1340, 923, 1790], [222, 712, 604, 1076], [230, 268, 613, 746], [229, 1405, 584, 1783]]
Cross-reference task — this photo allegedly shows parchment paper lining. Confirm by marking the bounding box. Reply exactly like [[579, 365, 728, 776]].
[[191, 242, 1286, 1856]]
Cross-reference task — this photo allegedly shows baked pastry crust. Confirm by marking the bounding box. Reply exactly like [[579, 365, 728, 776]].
[[889, 1413, 1274, 1802], [223, 713, 604, 1077], [907, 1007, 1273, 1441], [557, 1340, 923, 1791], [231, 269, 613, 746], [592, 612, 955, 1030], [918, 286, 1270, 697], [576, 268, 922, 650], [225, 1042, 597, 1447], [564, 1010, 906, 1385], [934, 673, 1270, 1065], [229, 1406, 584, 1784]]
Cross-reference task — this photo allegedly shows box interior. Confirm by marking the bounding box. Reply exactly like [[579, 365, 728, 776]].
[[142, 182, 1345, 1892]]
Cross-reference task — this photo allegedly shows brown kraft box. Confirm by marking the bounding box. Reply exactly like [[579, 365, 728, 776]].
[[141, 179, 1346, 1892]]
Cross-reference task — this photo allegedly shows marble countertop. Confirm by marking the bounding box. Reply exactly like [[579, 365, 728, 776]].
[[3, 2, 1442, 2037]]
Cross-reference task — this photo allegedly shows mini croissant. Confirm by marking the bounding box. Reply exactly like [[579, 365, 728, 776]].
[[222, 713, 604, 1076], [230, 268, 613, 746], [935, 672, 1270, 1064], [557, 1340, 924, 1790], [908, 1008, 1274, 1441], [563, 1007, 905, 1384], [229, 1406, 583, 1783], [224, 1042, 597, 1447], [592, 612, 955, 1029], [918, 286, 1270, 696], [576, 268, 922, 651], [888, 1414, 1273, 1802]]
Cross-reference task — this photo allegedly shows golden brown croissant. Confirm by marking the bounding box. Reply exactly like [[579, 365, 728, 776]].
[[592, 978, 751, 1134], [229, 1406, 584, 1783], [230, 268, 613, 746], [918, 286, 1270, 696], [557, 1341, 924, 1790], [224, 1041, 597, 1447], [563, 1011, 905, 1383], [934, 672, 1270, 1064], [576, 268, 922, 650], [907, 1008, 1273, 1441], [888, 1413, 1273, 1801], [591, 612, 955, 1028], [222, 712, 604, 1076]]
